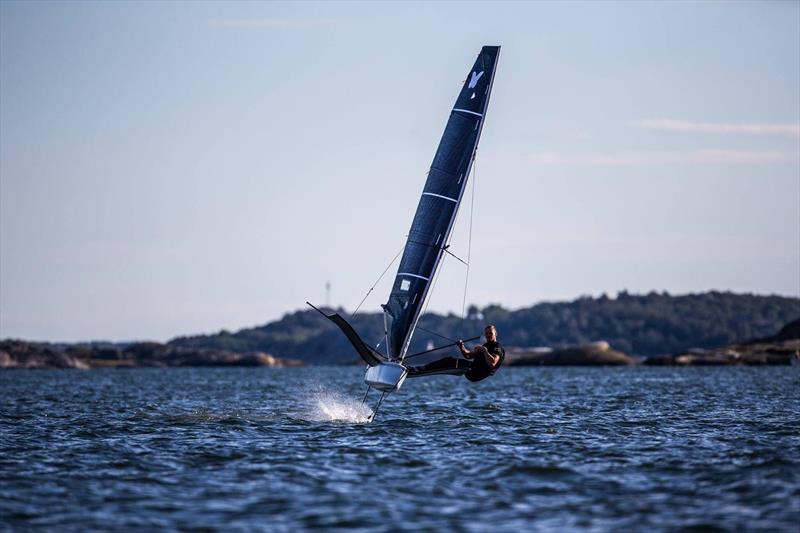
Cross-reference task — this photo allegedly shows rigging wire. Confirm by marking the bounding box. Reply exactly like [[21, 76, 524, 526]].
[[419, 253, 446, 322], [415, 324, 458, 344], [461, 153, 477, 323], [443, 247, 469, 267], [406, 239, 468, 267], [411, 170, 477, 347], [413, 153, 478, 345], [372, 336, 384, 350], [351, 243, 404, 319], [409, 249, 459, 347]]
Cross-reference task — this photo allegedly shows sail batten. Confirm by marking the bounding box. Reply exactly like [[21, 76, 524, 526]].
[[382, 46, 500, 360]]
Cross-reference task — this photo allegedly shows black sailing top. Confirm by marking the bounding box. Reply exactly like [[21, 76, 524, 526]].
[[382, 46, 501, 359], [465, 341, 506, 382]]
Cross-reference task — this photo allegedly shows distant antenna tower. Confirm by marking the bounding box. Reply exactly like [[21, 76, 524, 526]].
[[325, 281, 331, 308]]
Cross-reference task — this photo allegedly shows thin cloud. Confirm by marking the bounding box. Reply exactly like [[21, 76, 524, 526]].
[[529, 149, 799, 166], [637, 118, 800, 137], [206, 18, 346, 29]]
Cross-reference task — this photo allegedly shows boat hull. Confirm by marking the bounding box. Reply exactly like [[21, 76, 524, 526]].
[[364, 362, 408, 392]]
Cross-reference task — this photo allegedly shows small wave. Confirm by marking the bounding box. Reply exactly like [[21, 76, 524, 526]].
[[163, 409, 267, 426], [301, 388, 373, 423]]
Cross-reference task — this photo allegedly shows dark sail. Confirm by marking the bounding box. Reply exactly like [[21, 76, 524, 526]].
[[383, 46, 500, 359]]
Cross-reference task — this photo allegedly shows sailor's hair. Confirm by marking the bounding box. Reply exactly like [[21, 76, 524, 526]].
[[484, 324, 497, 332]]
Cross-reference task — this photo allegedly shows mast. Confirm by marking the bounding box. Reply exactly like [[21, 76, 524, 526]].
[[382, 46, 500, 360]]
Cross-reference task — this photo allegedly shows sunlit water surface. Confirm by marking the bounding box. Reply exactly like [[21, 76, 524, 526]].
[[1, 367, 798, 531]]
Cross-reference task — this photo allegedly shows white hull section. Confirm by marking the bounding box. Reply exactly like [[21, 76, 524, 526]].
[[364, 362, 408, 392]]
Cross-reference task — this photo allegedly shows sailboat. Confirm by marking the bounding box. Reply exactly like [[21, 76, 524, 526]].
[[308, 46, 500, 419]]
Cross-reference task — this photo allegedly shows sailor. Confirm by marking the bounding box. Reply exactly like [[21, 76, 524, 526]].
[[409, 325, 505, 382], [458, 324, 505, 382]]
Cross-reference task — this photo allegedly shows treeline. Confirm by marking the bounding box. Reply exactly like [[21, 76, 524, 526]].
[[168, 291, 800, 364]]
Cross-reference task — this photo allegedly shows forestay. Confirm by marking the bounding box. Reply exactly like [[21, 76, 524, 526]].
[[382, 46, 500, 360]]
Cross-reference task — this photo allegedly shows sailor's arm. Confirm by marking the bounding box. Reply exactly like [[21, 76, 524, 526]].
[[483, 350, 500, 367], [456, 340, 472, 358]]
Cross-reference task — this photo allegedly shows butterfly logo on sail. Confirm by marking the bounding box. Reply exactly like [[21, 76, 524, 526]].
[[468, 70, 484, 99], [468, 71, 485, 89]]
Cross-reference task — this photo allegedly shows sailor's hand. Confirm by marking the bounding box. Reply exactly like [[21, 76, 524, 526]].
[[456, 340, 466, 354]]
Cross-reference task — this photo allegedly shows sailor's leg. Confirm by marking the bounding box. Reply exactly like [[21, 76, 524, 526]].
[[407, 356, 470, 377]]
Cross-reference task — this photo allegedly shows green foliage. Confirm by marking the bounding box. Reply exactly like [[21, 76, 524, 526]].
[[167, 292, 800, 364]]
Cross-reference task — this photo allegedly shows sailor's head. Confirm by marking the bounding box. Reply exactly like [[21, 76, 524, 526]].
[[484, 324, 497, 342]]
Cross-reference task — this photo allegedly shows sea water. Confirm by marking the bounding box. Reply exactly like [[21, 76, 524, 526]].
[[1, 367, 798, 531]]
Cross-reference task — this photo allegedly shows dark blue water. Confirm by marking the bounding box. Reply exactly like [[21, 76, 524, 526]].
[[1, 367, 799, 531]]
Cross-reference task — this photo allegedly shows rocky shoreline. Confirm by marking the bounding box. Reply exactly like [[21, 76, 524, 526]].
[[505, 339, 799, 367], [507, 320, 800, 367], [507, 341, 636, 367], [0, 341, 303, 370], [642, 341, 800, 366], [2, 320, 798, 370]]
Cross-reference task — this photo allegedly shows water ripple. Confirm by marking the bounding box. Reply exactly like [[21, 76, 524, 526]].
[[1, 367, 799, 531]]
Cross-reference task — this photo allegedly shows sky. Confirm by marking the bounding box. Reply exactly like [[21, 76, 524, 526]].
[[1, 1, 798, 342]]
